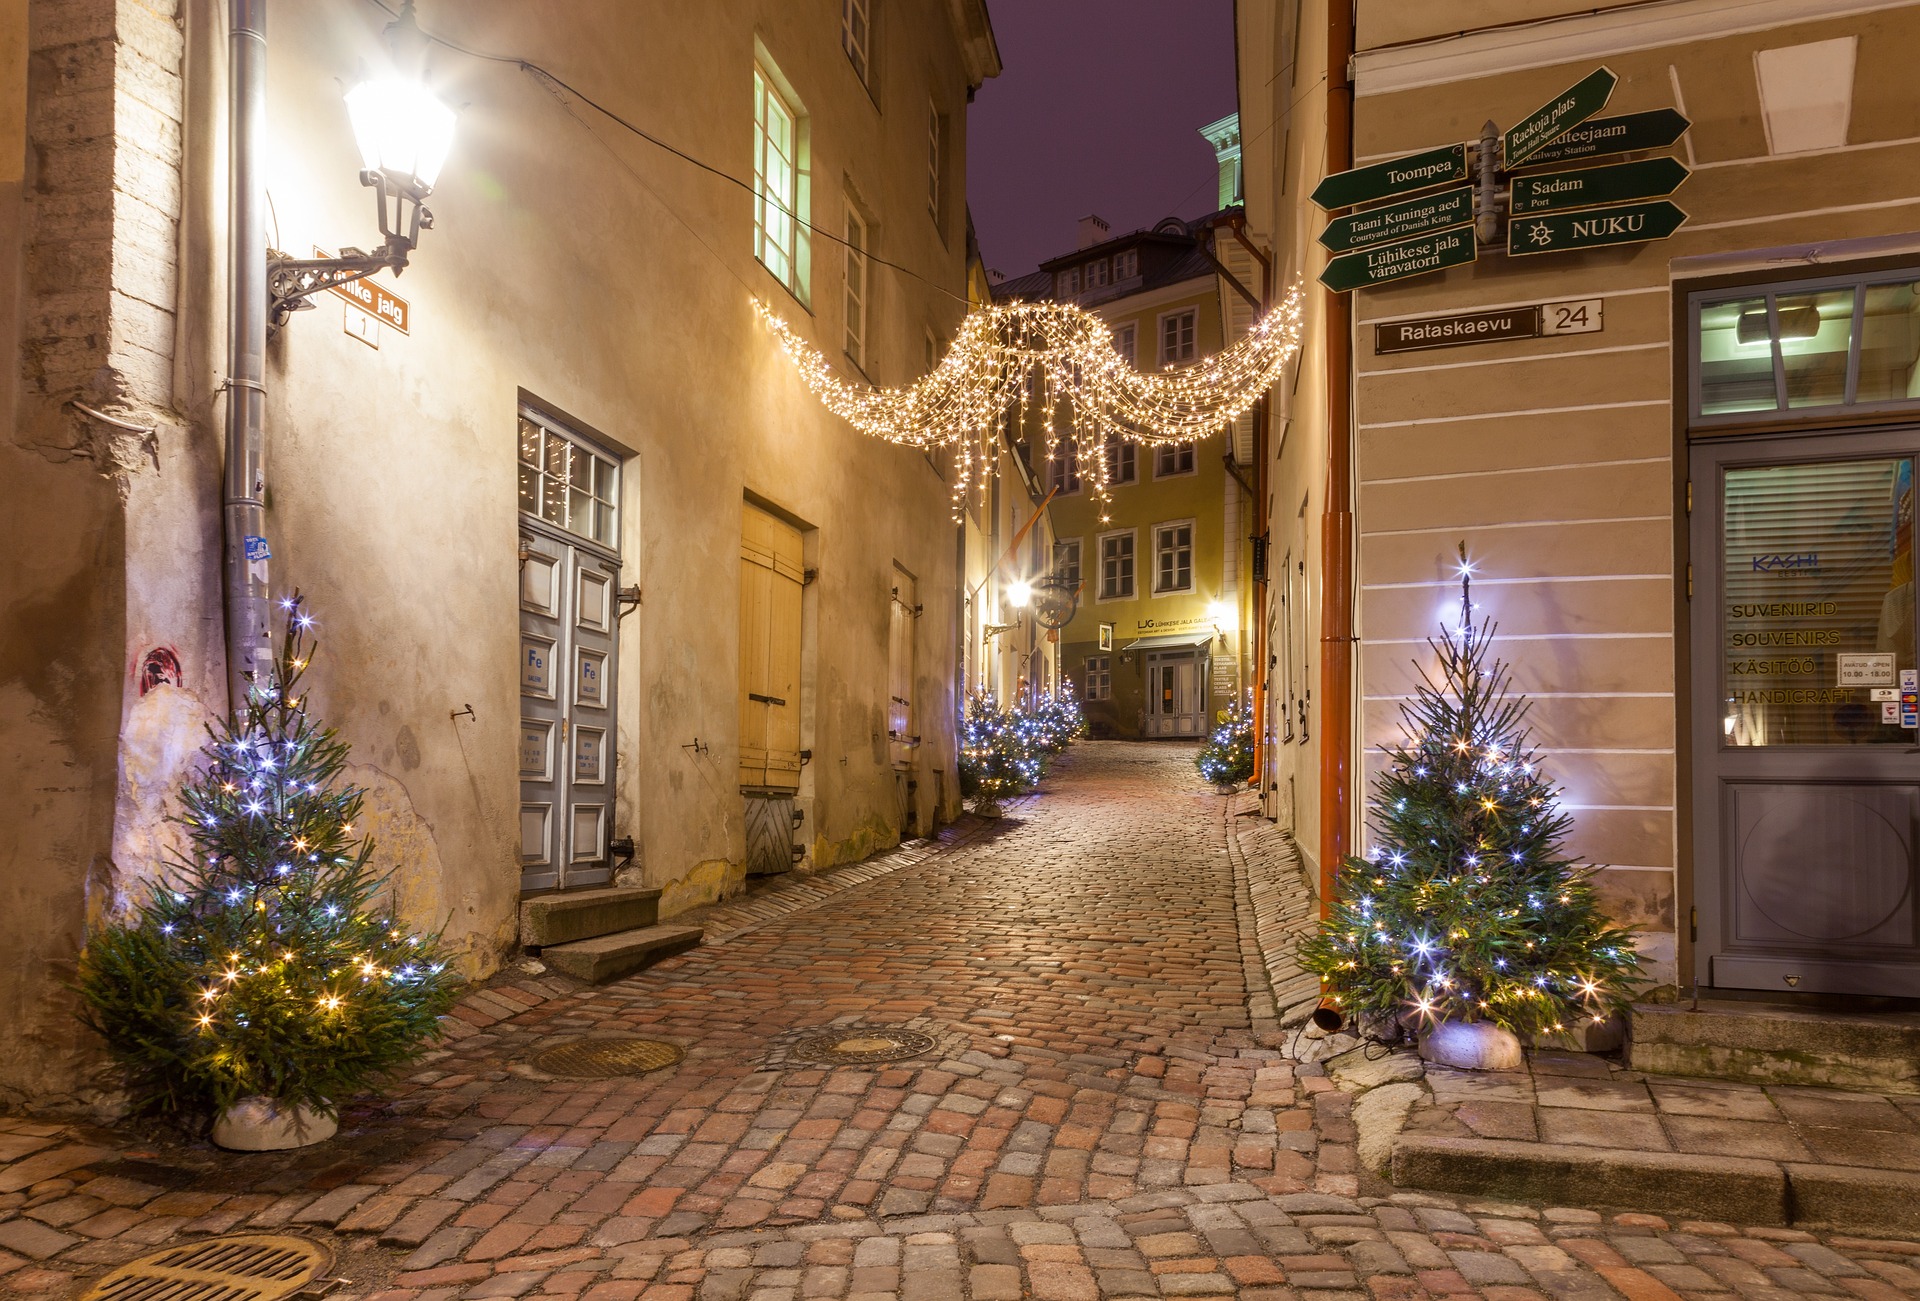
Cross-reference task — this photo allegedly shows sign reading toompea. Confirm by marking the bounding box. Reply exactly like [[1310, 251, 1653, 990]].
[[1311, 144, 1468, 211]]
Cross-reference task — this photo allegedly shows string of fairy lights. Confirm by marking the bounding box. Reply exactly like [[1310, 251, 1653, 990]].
[[756, 287, 1305, 518]]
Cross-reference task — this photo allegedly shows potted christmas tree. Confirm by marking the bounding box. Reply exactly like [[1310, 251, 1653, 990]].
[[1196, 693, 1255, 793], [76, 594, 458, 1147], [1299, 551, 1640, 1069], [958, 692, 1037, 816]]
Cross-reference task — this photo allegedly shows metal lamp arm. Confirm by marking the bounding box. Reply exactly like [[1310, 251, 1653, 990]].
[[267, 170, 432, 327]]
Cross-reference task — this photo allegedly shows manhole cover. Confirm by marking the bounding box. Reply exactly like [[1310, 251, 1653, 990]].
[[531, 1037, 686, 1078], [82, 1235, 327, 1301], [788, 1027, 937, 1065]]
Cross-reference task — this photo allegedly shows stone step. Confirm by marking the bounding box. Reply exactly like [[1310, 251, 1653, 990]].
[[520, 887, 662, 948], [541, 924, 703, 984], [1629, 1000, 1920, 1095]]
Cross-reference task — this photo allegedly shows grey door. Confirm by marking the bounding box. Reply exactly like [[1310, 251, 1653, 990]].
[[1690, 427, 1920, 996], [1145, 649, 1205, 737]]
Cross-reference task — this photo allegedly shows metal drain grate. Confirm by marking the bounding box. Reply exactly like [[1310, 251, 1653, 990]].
[[788, 1027, 936, 1065], [531, 1037, 686, 1078], [82, 1235, 328, 1301]]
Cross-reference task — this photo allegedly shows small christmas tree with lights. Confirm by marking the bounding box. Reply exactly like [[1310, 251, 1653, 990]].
[[959, 692, 1038, 810], [76, 594, 458, 1123], [1196, 693, 1256, 788], [1299, 550, 1641, 1041]]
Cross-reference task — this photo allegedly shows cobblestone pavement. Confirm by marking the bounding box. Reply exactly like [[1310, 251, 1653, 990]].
[[3, 743, 1919, 1301]]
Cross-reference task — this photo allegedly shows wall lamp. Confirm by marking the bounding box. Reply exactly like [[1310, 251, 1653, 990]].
[[267, 1, 455, 328]]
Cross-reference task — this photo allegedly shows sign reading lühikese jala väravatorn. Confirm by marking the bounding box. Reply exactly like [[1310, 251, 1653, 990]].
[[1320, 226, 1476, 293], [1510, 155, 1689, 215], [1504, 66, 1616, 166], [1318, 185, 1473, 253], [1310, 143, 1468, 211]]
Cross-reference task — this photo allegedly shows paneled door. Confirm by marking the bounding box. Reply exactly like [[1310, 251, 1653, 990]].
[[1145, 649, 1205, 737], [518, 411, 622, 894], [1690, 427, 1920, 996]]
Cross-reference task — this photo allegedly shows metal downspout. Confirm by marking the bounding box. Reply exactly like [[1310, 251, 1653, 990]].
[[224, 0, 272, 716]]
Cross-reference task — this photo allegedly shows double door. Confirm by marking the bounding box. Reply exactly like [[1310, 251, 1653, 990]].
[[1690, 426, 1920, 996], [520, 524, 620, 893], [1145, 649, 1204, 736]]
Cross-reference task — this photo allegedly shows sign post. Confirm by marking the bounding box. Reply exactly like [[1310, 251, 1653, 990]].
[[1311, 143, 1469, 211], [1518, 108, 1691, 166], [1507, 200, 1688, 256], [1510, 156, 1690, 214]]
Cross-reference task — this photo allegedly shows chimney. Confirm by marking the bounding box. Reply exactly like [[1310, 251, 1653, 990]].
[[1077, 214, 1111, 249]]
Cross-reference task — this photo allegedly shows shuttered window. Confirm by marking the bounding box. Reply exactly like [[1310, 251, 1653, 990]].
[[740, 504, 805, 789]]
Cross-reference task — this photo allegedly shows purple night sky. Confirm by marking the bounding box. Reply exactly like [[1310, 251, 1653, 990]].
[[966, 0, 1238, 279]]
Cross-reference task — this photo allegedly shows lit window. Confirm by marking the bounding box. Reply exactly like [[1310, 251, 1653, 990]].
[[842, 0, 870, 83], [1160, 309, 1197, 365], [754, 67, 807, 299], [518, 412, 619, 547], [1155, 442, 1195, 476], [1085, 655, 1111, 701], [1055, 538, 1082, 589], [1113, 322, 1136, 363], [845, 206, 868, 368], [1099, 531, 1136, 600], [1104, 433, 1137, 485], [1155, 522, 1194, 593]]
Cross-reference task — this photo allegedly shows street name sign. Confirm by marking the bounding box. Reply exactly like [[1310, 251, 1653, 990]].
[[1519, 108, 1691, 166], [1321, 226, 1476, 293], [1507, 200, 1688, 256], [1317, 185, 1473, 253], [1504, 67, 1616, 166], [1311, 143, 1468, 211], [1510, 155, 1689, 214], [316, 246, 411, 334], [1374, 298, 1603, 354]]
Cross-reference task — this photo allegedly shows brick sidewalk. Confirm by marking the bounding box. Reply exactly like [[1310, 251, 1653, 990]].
[[1, 743, 1916, 1300]]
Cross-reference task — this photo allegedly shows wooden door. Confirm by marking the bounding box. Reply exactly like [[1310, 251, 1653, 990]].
[[740, 504, 805, 791]]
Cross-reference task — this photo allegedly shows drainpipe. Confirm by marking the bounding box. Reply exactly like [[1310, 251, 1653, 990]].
[[1317, 0, 1356, 915], [224, 0, 273, 716]]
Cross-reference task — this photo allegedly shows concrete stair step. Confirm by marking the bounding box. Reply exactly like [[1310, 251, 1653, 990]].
[[541, 924, 702, 984], [1629, 1000, 1920, 1094], [521, 887, 662, 947]]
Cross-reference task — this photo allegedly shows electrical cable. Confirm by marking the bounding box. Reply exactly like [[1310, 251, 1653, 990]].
[[362, 0, 971, 305]]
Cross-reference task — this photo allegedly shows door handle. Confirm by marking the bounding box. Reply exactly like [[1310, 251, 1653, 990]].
[[749, 692, 787, 706]]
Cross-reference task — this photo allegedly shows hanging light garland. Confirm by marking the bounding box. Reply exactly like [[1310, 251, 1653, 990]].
[[755, 286, 1304, 517]]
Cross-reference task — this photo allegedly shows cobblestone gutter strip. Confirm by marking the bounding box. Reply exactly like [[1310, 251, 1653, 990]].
[[1223, 794, 1327, 1033]]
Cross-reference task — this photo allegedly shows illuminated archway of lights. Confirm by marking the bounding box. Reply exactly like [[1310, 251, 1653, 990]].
[[755, 286, 1304, 517]]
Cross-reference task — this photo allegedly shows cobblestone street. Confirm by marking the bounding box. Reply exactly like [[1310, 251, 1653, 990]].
[[3, 744, 1919, 1301]]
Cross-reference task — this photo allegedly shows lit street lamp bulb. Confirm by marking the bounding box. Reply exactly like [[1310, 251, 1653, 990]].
[[1007, 580, 1033, 608], [345, 76, 457, 190]]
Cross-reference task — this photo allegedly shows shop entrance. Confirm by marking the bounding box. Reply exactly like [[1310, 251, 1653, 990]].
[[1145, 648, 1205, 737], [1689, 427, 1920, 996]]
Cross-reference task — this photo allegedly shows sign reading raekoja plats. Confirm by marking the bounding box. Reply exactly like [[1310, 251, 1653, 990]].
[[1312, 68, 1691, 293]]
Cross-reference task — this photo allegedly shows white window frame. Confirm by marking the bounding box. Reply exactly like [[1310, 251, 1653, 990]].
[[1084, 654, 1111, 701], [1154, 441, 1196, 478], [841, 0, 870, 84], [1112, 322, 1136, 363], [1056, 267, 1080, 298], [1097, 528, 1137, 602], [1104, 433, 1137, 485], [1055, 537, 1082, 590], [1153, 519, 1196, 595], [1159, 308, 1197, 366], [844, 204, 869, 370], [1086, 258, 1110, 288], [1045, 443, 1081, 495], [754, 64, 809, 303], [1114, 248, 1138, 280]]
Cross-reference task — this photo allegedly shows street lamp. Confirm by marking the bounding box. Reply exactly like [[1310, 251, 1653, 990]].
[[266, 1, 456, 327]]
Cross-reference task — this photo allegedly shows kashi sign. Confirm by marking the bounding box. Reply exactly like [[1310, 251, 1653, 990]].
[[314, 247, 411, 334]]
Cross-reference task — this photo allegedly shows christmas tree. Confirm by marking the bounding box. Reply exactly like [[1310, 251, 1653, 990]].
[[958, 692, 1039, 806], [76, 594, 458, 1118], [1299, 553, 1641, 1038], [1196, 692, 1256, 786]]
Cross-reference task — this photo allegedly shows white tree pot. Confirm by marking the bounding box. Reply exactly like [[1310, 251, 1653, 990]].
[[212, 1096, 337, 1151], [1419, 1020, 1524, 1071]]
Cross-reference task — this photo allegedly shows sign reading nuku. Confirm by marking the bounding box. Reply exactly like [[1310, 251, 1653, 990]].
[[1507, 199, 1689, 256], [1503, 67, 1617, 166]]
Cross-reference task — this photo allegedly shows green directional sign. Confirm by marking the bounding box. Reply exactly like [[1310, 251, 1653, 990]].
[[1321, 226, 1477, 293], [1318, 185, 1473, 253], [1504, 67, 1616, 166], [1511, 156, 1689, 215], [1311, 143, 1468, 211], [1507, 200, 1688, 257], [1519, 108, 1691, 166]]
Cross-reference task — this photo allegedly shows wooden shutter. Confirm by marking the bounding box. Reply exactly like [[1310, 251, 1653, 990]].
[[740, 504, 805, 791], [889, 569, 916, 767]]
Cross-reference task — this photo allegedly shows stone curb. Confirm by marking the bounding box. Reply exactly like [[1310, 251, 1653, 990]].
[[1786, 1162, 1920, 1233]]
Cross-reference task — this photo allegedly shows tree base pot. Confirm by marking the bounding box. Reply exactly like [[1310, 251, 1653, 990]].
[[1214, 781, 1239, 794], [1419, 1020, 1523, 1071], [212, 1096, 337, 1151], [973, 800, 1003, 818]]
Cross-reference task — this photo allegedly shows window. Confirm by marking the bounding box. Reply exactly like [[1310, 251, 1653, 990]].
[[1099, 530, 1136, 600], [1112, 322, 1136, 363], [1086, 258, 1110, 288], [519, 411, 619, 547], [924, 328, 940, 374], [1054, 538, 1082, 589], [1056, 267, 1080, 298], [1104, 433, 1137, 485], [1046, 442, 1081, 495], [1160, 309, 1197, 365], [1114, 248, 1138, 280], [1154, 521, 1195, 593], [754, 67, 808, 300], [844, 207, 868, 369], [1084, 655, 1111, 701], [841, 0, 870, 83], [926, 99, 942, 222], [1155, 442, 1195, 477]]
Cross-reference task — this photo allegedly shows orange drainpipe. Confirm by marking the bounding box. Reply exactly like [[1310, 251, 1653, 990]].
[[1317, 0, 1356, 916]]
